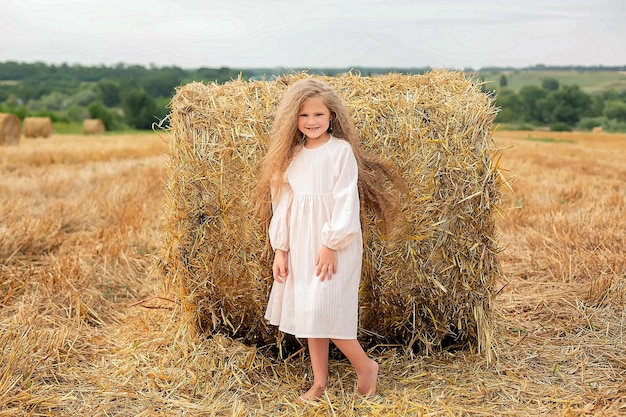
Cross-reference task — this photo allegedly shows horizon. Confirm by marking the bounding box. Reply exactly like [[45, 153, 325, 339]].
[[1, 60, 625, 72]]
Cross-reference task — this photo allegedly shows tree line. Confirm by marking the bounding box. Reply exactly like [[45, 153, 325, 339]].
[[493, 75, 626, 131], [0, 62, 250, 131], [0, 61, 625, 132]]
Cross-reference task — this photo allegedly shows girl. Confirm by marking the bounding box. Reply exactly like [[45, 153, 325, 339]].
[[255, 78, 403, 401]]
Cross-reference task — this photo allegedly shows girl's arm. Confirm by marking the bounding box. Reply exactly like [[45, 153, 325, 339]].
[[320, 145, 361, 250], [273, 249, 289, 283], [268, 177, 292, 253], [315, 245, 337, 281], [268, 176, 292, 282], [317, 145, 360, 281]]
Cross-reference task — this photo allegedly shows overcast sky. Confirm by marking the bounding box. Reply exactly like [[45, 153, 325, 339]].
[[1, 0, 624, 69]]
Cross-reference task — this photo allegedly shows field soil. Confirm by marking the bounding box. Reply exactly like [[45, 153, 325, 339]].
[[0, 130, 624, 416]]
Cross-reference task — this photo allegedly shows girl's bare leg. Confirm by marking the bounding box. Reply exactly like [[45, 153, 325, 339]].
[[332, 339, 378, 396], [299, 338, 329, 401]]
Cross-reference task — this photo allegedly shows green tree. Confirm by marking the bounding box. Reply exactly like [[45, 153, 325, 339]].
[[96, 80, 121, 107], [578, 116, 607, 131], [0, 101, 28, 119], [67, 105, 89, 123], [542, 78, 559, 91], [539, 85, 591, 125], [122, 89, 165, 130], [494, 88, 521, 122], [603, 100, 626, 121], [143, 68, 183, 98], [28, 91, 70, 112], [588, 90, 621, 117], [588, 95, 606, 118], [550, 122, 572, 131], [518, 86, 548, 123], [499, 74, 508, 88], [88, 102, 119, 131], [68, 88, 100, 107]]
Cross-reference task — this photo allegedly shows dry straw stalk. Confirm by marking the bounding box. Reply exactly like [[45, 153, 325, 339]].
[[82, 118, 106, 134], [0, 113, 20, 145], [23, 116, 53, 138], [159, 70, 503, 359]]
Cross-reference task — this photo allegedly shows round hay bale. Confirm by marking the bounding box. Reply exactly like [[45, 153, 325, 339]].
[[159, 70, 503, 359], [0, 113, 21, 145], [82, 118, 106, 134], [23, 117, 53, 138]]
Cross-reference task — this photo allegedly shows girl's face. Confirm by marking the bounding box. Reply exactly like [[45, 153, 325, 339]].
[[297, 95, 332, 143]]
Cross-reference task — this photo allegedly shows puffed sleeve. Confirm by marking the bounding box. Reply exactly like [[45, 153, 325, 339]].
[[321, 145, 361, 250], [268, 174, 292, 252]]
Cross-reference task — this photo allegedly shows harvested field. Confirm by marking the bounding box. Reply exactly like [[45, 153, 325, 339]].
[[0, 130, 624, 416]]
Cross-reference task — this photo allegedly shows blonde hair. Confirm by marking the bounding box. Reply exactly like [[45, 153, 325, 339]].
[[255, 78, 405, 235]]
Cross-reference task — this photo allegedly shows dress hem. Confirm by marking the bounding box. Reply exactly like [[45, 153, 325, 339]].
[[268, 322, 357, 340]]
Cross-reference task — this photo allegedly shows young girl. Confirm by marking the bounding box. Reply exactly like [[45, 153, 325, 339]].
[[255, 78, 403, 401]]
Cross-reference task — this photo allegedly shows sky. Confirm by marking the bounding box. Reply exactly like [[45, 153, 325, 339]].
[[1, 0, 625, 70]]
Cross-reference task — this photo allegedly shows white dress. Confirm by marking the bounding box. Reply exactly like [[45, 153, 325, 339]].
[[264, 137, 363, 339]]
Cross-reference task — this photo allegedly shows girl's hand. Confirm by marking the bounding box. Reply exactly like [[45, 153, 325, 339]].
[[315, 246, 337, 281], [273, 249, 289, 283]]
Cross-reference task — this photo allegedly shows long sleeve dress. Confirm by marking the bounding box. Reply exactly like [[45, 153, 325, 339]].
[[264, 137, 363, 339]]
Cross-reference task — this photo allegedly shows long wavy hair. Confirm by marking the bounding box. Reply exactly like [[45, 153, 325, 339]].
[[255, 78, 405, 236]]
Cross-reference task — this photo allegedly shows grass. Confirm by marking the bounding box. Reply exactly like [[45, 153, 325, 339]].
[[481, 70, 626, 93], [50, 122, 85, 134], [52, 122, 148, 135], [0, 130, 624, 416], [519, 136, 576, 144]]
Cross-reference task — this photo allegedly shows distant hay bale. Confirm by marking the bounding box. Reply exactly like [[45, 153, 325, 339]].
[[0, 113, 20, 145], [82, 119, 106, 134], [23, 117, 52, 138], [159, 70, 503, 359]]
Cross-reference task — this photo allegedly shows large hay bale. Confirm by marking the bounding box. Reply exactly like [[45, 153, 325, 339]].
[[23, 117, 52, 138], [159, 70, 503, 358], [82, 118, 106, 134], [0, 113, 20, 145]]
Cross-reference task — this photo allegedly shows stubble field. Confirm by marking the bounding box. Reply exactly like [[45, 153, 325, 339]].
[[0, 130, 624, 416]]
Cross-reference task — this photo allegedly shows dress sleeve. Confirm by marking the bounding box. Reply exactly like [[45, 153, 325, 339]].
[[268, 174, 292, 252], [321, 145, 361, 250]]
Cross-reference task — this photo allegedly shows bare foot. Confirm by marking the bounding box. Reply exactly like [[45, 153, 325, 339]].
[[357, 359, 379, 396], [298, 384, 325, 402]]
